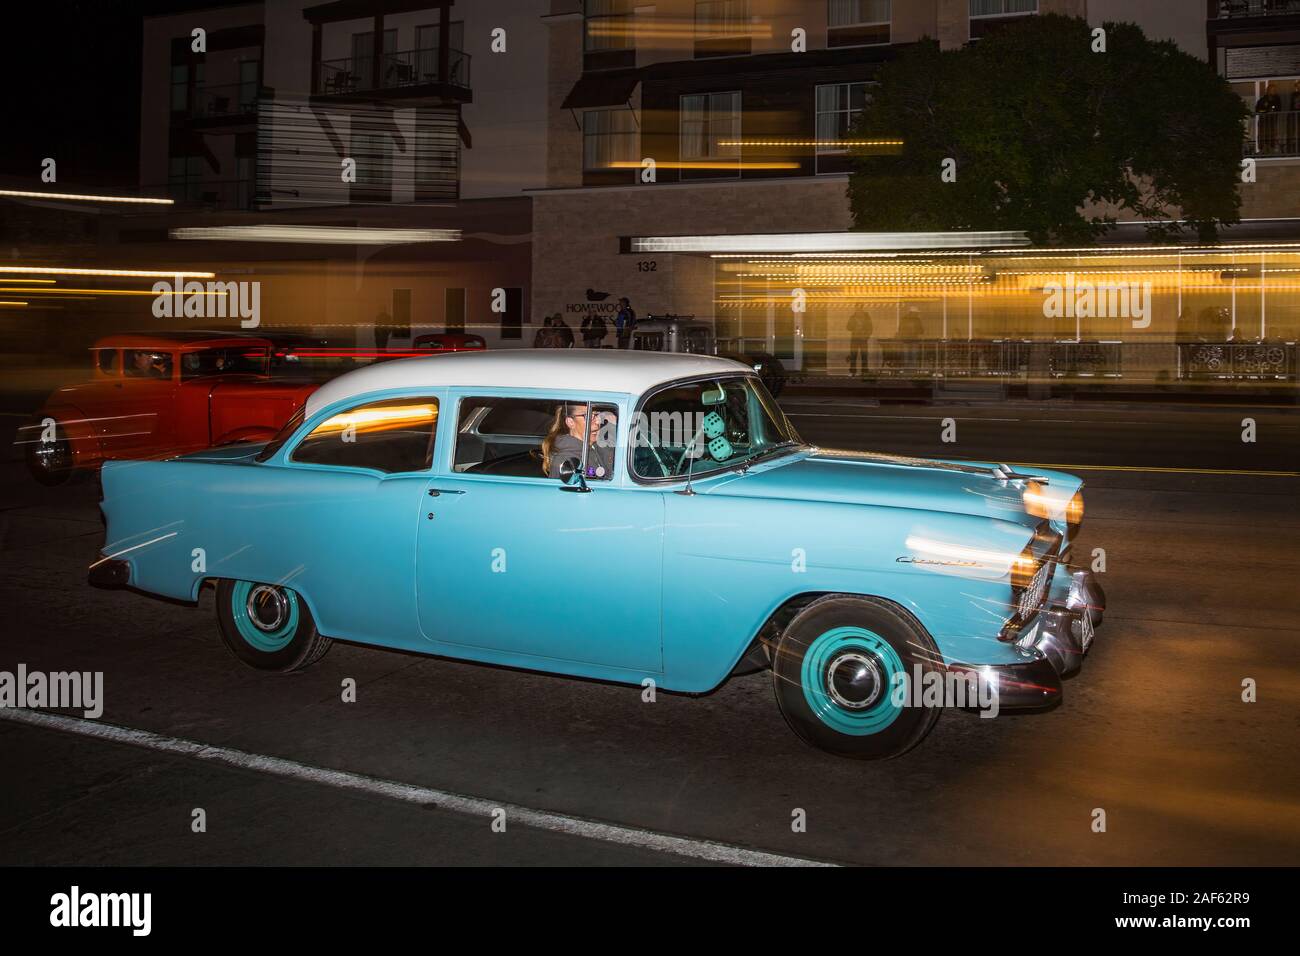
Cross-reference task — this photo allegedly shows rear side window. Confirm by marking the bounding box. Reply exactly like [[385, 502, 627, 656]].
[[95, 349, 119, 375], [290, 396, 439, 474], [180, 347, 269, 379]]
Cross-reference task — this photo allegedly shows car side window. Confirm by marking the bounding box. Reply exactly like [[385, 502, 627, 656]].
[[96, 349, 119, 376], [454, 396, 617, 481], [290, 395, 439, 474], [123, 349, 173, 379]]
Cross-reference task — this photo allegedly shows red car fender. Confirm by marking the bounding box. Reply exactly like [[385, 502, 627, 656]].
[[31, 403, 104, 470]]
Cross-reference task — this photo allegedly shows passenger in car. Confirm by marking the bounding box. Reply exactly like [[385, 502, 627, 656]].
[[541, 403, 615, 480]]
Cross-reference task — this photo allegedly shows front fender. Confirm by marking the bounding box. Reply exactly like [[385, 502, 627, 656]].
[[660, 496, 1042, 692], [30, 402, 104, 469]]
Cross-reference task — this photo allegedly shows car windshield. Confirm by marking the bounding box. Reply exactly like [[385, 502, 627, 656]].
[[632, 375, 801, 480], [254, 405, 306, 462]]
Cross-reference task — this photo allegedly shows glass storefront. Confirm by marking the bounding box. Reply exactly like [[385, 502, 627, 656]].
[[711, 244, 1300, 387]]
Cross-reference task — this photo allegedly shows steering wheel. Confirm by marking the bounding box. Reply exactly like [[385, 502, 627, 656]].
[[673, 438, 700, 476]]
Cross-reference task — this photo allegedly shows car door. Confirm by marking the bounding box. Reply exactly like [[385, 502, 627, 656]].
[[415, 391, 665, 674], [261, 390, 444, 650], [107, 348, 179, 457]]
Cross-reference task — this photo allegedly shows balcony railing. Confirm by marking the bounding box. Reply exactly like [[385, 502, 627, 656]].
[[1244, 109, 1300, 156], [316, 47, 470, 95], [190, 83, 262, 119], [1216, 0, 1300, 17]]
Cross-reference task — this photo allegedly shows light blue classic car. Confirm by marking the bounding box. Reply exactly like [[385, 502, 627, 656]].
[[92, 350, 1104, 759]]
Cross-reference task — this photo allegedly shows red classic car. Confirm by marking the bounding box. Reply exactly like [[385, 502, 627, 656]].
[[23, 331, 320, 485], [412, 332, 486, 352]]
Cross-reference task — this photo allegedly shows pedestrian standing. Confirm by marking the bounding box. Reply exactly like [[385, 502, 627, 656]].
[[554, 313, 575, 348], [533, 316, 556, 348], [581, 312, 608, 348], [846, 305, 873, 377], [614, 297, 636, 350]]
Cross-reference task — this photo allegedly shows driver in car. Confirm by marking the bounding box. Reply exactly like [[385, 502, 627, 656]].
[[541, 403, 616, 480]]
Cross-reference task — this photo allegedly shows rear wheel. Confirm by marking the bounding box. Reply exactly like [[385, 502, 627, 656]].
[[25, 420, 73, 486], [215, 579, 331, 673], [772, 595, 941, 759]]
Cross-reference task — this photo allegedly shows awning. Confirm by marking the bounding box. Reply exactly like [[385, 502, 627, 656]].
[[560, 69, 641, 110]]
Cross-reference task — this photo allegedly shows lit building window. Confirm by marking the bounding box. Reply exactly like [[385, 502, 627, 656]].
[[584, 108, 639, 170], [696, 0, 749, 38], [828, 0, 890, 47], [970, 0, 1038, 15], [815, 82, 873, 173], [680, 91, 742, 176], [970, 0, 1037, 39], [585, 0, 635, 52]]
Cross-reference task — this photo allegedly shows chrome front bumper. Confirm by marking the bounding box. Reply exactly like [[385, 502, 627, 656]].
[[990, 570, 1107, 707]]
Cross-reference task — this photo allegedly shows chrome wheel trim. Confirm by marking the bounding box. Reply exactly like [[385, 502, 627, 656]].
[[825, 651, 885, 710], [246, 584, 290, 632]]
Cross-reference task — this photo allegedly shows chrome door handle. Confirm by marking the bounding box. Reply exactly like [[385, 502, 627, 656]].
[[427, 488, 466, 497]]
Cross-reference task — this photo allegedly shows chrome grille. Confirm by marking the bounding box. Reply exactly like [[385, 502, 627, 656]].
[[1016, 558, 1053, 621]]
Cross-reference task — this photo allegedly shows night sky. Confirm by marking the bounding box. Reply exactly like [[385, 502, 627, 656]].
[[1, 1, 222, 189]]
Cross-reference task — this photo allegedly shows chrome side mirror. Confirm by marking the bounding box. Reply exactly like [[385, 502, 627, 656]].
[[558, 457, 590, 493]]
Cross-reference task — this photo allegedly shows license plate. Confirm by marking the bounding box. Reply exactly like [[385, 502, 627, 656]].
[[1079, 609, 1095, 653]]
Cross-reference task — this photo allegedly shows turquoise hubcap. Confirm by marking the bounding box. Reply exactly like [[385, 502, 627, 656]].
[[800, 626, 905, 735], [230, 581, 300, 652]]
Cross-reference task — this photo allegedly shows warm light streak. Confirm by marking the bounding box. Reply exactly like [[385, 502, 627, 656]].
[[170, 226, 461, 244], [0, 266, 216, 279], [0, 189, 173, 205], [605, 161, 799, 170]]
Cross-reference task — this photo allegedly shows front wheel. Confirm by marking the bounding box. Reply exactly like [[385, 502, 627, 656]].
[[772, 595, 941, 759], [215, 579, 331, 673], [25, 420, 74, 486]]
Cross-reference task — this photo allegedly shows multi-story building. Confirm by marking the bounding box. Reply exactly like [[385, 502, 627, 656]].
[[132, 0, 547, 348], [122, 1, 1297, 388], [532, 0, 1297, 389]]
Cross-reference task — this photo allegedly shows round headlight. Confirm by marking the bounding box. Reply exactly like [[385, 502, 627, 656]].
[[1022, 480, 1052, 519], [1066, 489, 1084, 533], [1010, 547, 1038, 590]]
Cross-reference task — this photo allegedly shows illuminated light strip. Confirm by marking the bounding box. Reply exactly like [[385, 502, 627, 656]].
[[170, 225, 460, 244], [984, 242, 1300, 256], [0, 300, 29, 307], [0, 266, 216, 279], [605, 161, 800, 170], [716, 140, 904, 148], [0, 188, 173, 205], [586, 22, 774, 39], [0, 287, 227, 296], [634, 231, 1030, 254], [0, 278, 55, 284]]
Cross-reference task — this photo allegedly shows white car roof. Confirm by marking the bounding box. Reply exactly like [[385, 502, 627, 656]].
[[304, 349, 749, 417]]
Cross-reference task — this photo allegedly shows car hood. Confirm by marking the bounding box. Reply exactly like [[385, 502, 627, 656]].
[[704, 447, 1082, 527]]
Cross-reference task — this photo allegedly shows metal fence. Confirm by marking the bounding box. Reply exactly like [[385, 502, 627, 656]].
[[721, 339, 1299, 384]]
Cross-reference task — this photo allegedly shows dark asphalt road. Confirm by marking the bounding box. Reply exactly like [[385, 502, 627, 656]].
[[0, 400, 1297, 866]]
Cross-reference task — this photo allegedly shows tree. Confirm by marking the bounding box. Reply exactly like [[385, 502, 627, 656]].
[[847, 15, 1247, 244]]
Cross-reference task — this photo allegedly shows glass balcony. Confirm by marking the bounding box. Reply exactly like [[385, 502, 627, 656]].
[[316, 47, 470, 96]]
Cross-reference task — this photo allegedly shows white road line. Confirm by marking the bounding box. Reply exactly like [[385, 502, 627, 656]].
[[0, 708, 836, 868]]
